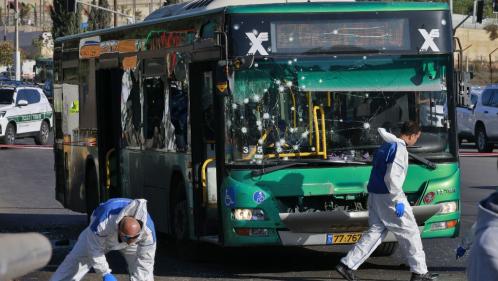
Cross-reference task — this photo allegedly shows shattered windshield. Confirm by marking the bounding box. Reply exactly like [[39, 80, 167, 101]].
[[225, 55, 453, 164]]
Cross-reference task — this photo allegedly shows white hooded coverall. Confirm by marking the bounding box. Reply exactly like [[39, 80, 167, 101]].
[[50, 198, 157, 281], [467, 192, 498, 281], [341, 128, 428, 274]]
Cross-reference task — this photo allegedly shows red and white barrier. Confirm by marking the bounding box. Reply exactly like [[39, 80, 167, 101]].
[[0, 144, 53, 150]]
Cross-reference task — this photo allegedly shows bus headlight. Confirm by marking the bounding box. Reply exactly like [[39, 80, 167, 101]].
[[438, 201, 458, 214], [0, 111, 6, 118], [430, 220, 458, 231], [233, 209, 265, 221]]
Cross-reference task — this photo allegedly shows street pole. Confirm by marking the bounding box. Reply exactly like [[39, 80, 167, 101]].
[[76, 0, 135, 21], [3, 0, 6, 41], [14, 0, 20, 81], [133, 0, 136, 23], [42, 0, 44, 29], [114, 0, 117, 27], [39, 0, 42, 28], [34, 3, 37, 27]]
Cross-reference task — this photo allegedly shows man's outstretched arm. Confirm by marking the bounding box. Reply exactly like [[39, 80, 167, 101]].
[[378, 128, 400, 143]]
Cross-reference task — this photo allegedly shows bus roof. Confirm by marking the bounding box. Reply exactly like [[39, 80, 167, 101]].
[[56, 0, 449, 43], [146, 0, 448, 20]]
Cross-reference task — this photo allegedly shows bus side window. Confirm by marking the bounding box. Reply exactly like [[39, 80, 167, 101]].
[[122, 71, 142, 147], [143, 77, 165, 149], [169, 79, 188, 152], [201, 71, 215, 142]]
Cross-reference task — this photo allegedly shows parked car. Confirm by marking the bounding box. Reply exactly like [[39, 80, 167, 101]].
[[457, 84, 498, 152], [0, 82, 53, 145], [0, 71, 14, 81]]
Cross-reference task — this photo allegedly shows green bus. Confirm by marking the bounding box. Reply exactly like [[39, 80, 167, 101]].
[[54, 0, 460, 254]]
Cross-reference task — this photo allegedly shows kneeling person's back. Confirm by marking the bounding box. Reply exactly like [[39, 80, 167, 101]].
[[50, 198, 156, 281]]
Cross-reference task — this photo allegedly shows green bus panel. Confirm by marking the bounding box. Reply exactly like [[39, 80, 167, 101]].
[[221, 163, 459, 246]]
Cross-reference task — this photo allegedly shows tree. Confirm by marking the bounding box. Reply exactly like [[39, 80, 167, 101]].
[[31, 38, 43, 59], [119, 5, 142, 23], [484, 24, 498, 41], [19, 3, 31, 24], [50, 0, 81, 39], [0, 42, 14, 67], [392, 0, 495, 17], [88, 0, 111, 31]]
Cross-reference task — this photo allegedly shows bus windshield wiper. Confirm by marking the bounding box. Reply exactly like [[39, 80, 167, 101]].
[[303, 47, 382, 55], [328, 144, 381, 151], [408, 152, 436, 170], [251, 162, 307, 177], [305, 159, 369, 165]]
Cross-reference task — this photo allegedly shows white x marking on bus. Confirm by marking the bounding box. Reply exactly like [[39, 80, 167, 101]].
[[418, 29, 440, 52], [246, 32, 269, 56]]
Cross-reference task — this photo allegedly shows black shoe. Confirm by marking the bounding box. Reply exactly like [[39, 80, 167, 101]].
[[335, 262, 359, 281], [410, 272, 439, 281]]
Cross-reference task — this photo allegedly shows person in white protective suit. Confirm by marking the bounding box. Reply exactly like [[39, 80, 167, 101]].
[[50, 198, 156, 281], [335, 121, 438, 281], [466, 191, 498, 281], [455, 187, 498, 260]]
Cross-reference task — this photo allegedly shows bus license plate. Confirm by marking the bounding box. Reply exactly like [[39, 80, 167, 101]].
[[326, 233, 362, 245]]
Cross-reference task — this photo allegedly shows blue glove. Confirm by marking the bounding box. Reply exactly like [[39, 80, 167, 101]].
[[456, 246, 467, 260], [103, 273, 117, 281], [395, 202, 405, 217]]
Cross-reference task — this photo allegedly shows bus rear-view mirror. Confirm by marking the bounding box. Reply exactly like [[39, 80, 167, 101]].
[[231, 56, 255, 70]]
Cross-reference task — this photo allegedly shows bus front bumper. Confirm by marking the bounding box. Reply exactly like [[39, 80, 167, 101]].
[[278, 205, 441, 233], [277, 229, 412, 246], [223, 204, 459, 246]]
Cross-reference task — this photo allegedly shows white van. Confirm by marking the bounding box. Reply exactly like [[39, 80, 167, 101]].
[[0, 84, 53, 145]]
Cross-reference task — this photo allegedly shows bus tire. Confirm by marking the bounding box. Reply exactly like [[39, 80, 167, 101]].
[[170, 180, 202, 260], [35, 121, 50, 145], [2, 123, 16, 145], [85, 164, 99, 221], [171, 178, 188, 241], [372, 242, 398, 257]]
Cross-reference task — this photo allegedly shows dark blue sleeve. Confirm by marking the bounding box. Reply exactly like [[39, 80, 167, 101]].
[[384, 142, 397, 164]]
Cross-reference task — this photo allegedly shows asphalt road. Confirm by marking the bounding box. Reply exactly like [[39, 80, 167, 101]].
[[0, 140, 496, 281]]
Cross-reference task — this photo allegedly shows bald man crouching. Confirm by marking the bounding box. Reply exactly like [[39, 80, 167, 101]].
[[50, 198, 156, 281]]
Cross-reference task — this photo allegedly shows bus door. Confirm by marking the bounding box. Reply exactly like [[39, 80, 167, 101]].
[[189, 61, 222, 237], [95, 59, 123, 200]]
